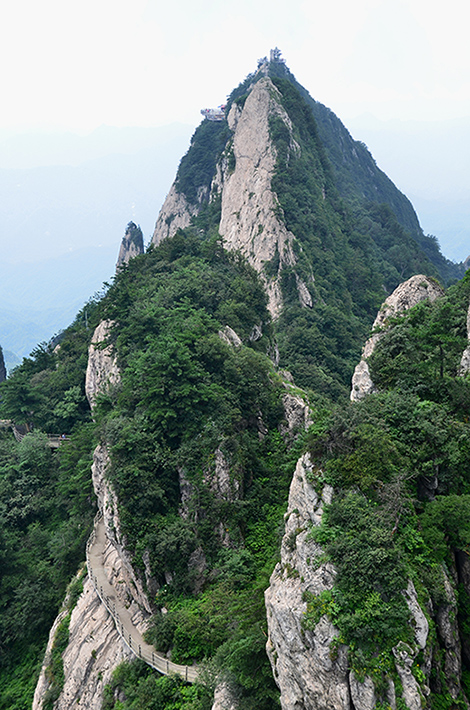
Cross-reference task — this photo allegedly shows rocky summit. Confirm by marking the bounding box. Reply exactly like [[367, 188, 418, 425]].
[[1, 51, 470, 710]]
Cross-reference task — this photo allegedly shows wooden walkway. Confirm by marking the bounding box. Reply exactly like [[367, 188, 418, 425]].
[[86, 516, 199, 683]]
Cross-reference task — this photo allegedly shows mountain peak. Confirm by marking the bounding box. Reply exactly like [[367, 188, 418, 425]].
[[116, 221, 144, 270], [151, 53, 463, 391]]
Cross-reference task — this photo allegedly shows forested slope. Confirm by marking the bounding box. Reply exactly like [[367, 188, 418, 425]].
[[0, 52, 469, 710]]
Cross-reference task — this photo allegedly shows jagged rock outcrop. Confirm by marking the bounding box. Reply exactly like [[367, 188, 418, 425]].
[[265, 429, 436, 710], [116, 221, 144, 270], [33, 321, 154, 710], [264, 451, 437, 710], [392, 643, 423, 710], [216, 78, 298, 317], [265, 453, 350, 710], [218, 325, 243, 348], [152, 77, 315, 318], [212, 682, 239, 710], [0, 345, 6, 382], [152, 183, 202, 245], [459, 300, 470, 375], [33, 576, 134, 710], [204, 446, 241, 503], [279, 370, 312, 436], [85, 320, 121, 409], [351, 274, 444, 401], [91, 444, 155, 617], [435, 570, 463, 700]]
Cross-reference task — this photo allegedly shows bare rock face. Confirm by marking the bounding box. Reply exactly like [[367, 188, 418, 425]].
[[211, 681, 239, 710], [348, 674, 376, 710], [281, 391, 312, 436], [33, 577, 133, 710], [278, 369, 312, 437], [265, 453, 351, 710], [0, 346, 6, 382], [218, 325, 243, 348], [34, 320, 156, 710], [265, 450, 434, 710], [204, 446, 241, 503], [459, 301, 470, 375], [151, 77, 314, 319], [152, 183, 200, 245], [91, 444, 154, 617], [392, 643, 423, 710], [33, 442, 154, 710], [217, 78, 297, 317], [404, 580, 429, 650], [85, 320, 121, 410], [116, 221, 144, 270], [351, 274, 444, 401], [435, 571, 462, 700]]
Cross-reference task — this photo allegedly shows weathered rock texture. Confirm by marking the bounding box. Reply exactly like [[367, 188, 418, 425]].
[[0, 345, 6, 382], [218, 325, 243, 348], [33, 576, 134, 710], [116, 221, 144, 270], [152, 183, 200, 244], [216, 78, 298, 317], [265, 451, 436, 710], [85, 320, 120, 409], [280, 370, 312, 436], [211, 681, 239, 710], [33, 320, 153, 710], [203, 446, 241, 503], [459, 300, 470, 375], [265, 453, 351, 710], [351, 274, 444, 401], [152, 77, 313, 318]]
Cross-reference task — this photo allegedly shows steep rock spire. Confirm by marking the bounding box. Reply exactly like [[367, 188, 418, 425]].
[[116, 221, 144, 270], [152, 76, 310, 317], [0, 346, 6, 382]]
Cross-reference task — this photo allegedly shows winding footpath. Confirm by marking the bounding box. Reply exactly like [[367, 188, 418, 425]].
[[86, 516, 199, 683]]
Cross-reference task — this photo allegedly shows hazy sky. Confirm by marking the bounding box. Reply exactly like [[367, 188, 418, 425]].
[[2, 0, 470, 134]]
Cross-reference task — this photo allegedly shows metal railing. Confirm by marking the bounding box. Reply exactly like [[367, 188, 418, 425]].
[[1, 422, 70, 446], [85, 516, 198, 683]]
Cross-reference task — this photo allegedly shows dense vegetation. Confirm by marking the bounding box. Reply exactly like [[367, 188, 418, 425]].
[[174, 64, 462, 400], [268, 75, 447, 398], [0, 230, 305, 709], [94, 231, 309, 709], [1, 55, 469, 710], [0, 303, 101, 709], [175, 121, 230, 205], [266, 61, 464, 285], [305, 272, 470, 707]]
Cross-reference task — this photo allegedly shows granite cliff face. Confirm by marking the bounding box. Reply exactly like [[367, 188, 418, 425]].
[[215, 78, 298, 317], [84, 320, 120, 409], [265, 454, 347, 710], [350, 275, 444, 401], [0, 345, 6, 382], [116, 222, 144, 270], [459, 300, 470, 375], [152, 183, 202, 245], [152, 77, 311, 318], [33, 322, 152, 710], [266, 280, 470, 710]]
